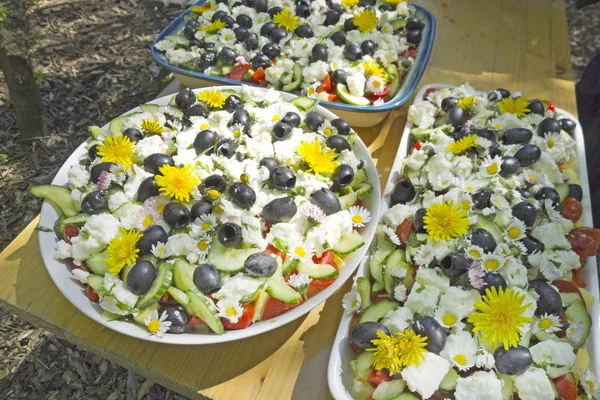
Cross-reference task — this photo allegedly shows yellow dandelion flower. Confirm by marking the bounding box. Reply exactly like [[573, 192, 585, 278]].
[[197, 90, 226, 109], [155, 164, 200, 202], [141, 119, 165, 135], [457, 95, 475, 109], [368, 329, 428, 374], [497, 97, 530, 118], [353, 9, 378, 33], [341, 0, 359, 7], [273, 9, 300, 32], [105, 228, 143, 275], [447, 135, 479, 155], [97, 135, 134, 169], [424, 201, 470, 241], [363, 60, 387, 81], [201, 19, 227, 33], [468, 287, 533, 350], [297, 139, 338, 175]]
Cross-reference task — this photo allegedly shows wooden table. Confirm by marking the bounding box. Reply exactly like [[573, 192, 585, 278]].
[[0, 1, 577, 398]]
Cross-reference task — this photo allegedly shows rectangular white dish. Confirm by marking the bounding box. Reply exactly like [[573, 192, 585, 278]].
[[327, 83, 600, 399]]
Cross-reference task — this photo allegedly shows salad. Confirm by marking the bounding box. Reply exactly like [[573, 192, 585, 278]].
[[31, 85, 375, 336], [154, 0, 425, 106], [342, 83, 600, 400]]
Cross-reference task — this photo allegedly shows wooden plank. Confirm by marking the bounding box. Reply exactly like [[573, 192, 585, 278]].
[[0, 1, 577, 399]]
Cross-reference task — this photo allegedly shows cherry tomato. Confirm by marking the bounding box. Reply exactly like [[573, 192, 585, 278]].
[[410, 140, 422, 155], [317, 74, 333, 93], [423, 87, 435, 100], [370, 83, 392, 99], [545, 99, 555, 113], [251, 67, 265, 81], [553, 375, 577, 400], [567, 227, 600, 257], [408, 48, 418, 59], [64, 225, 80, 244], [258, 79, 269, 87], [561, 198, 583, 223], [221, 303, 255, 330], [307, 250, 339, 292], [159, 292, 177, 305], [396, 218, 413, 244], [229, 63, 251, 81], [367, 369, 392, 388], [263, 297, 302, 320], [85, 285, 99, 303], [265, 244, 286, 263], [327, 94, 338, 102], [552, 279, 585, 303], [188, 315, 205, 325], [572, 268, 586, 288], [313, 250, 336, 267]]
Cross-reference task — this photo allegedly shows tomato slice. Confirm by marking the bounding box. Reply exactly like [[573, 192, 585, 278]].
[[423, 87, 436, 100], [367, 369, 392, 388], [561, 198, 583, 223], [228, 63, 251, 81], [567, 227, 600, 257], [546, 99, 556, 113], [409, 140, 422, 155], [251, 67, 265, 81], [313, 250, 336, 267], [370, 83, 392, 99], [263, 297, 302, 320], [327, 93, 338, 102], [258, 79, 269, 87], [188, 315, 205, 325], [221, 303, 255, 330], [64, 225, 80, 244], [407, 48, 418, 59], [552, 279, 585, 303], [572, 268, 586, 288], [85, 285, 99, 303], [266, 244, 286, 263], [396, 218, 414, 244], [317, 74, 333, 93], [553, 375, 577, 400]]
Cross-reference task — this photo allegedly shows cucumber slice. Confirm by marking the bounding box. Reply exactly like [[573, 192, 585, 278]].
[[136, 261, 174, 309], [252, 289, 270, 322], [168, 95, 177, 106], [86, 250, 110, 275], [410, 127, 432, 141], [208, 237, 261, 273], [164, 34, 189, 46], [392, 393, 420, 400], [333, 230, 365, 255], [282, 256, 299, 276], [352, 168, 369, 187], [356, 277, 371, 310], [87, 274, 104, 293], [372, 280, 385, 294], [140, 104, 160, 113], [355, 183, 374, 199], [386, 64, 401, 101], [296, 261, 339, 279], [439, 368, 459, 391], [564, 299, 591, 348], [185, 290, 224, 334], [109, 113, 140, 135], [369, 239, 395, 285], [336, 83, 371, 106], [173, 259, 196, 292], [62, 214, 90, 226], [351, 351, 375, 381], [113, 201, 143, 222], [167, 286, 190, 306], [337, 191, 359, 210], [339, 186, 354, 195], [373, 379, 406, 400], [476, 215, 504, 245], [288, 96, 317, 112], [358, 300, 398, 324], [282, 63, 303, 92], [102, 310, 124, 322], [88, 125, 103, 140], [499, 374, 514, 400], [30, 185, 78, 217], [384, 263, 395, 295], [133, 303, 159, 326], [266, 265, 301, 305], [54, 217, 65, 240], [221, 65, 233, 75], [556, 183, 570, 204]]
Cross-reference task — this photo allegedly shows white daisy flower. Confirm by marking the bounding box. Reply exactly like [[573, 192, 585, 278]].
[[580, 369, 600, 399], [366, 75, 387, 94], [191, 214, 218, 235], [494, 242, 512, 257], [544, 198, 562, 222], [144, 310, 172, 338], [195, 233, 212, 259], [342, 290, 362, 313], [380, 22, 394, 34], [532, 313, 562, 334], [480, 156, 502, 176], [318, 119, 338, 137], [216, 298, 244, 324], [474, 348, 495, 370], [150, 242, 169, 259], [481, 253, 504, 272], [523, 168, 543, 184], [230, 123, 246, 139], [97, 170, 116, 191], [288, 273, 312, 299], [523, 113, 544, 127], [133, 203, 162, 231], [393, 284, 408, 302], [299, 202, 326, 224], [189, 116, 211, 131], [543, 132, 562, 150], [348, 205, 371, 228], [466, 245, 484, 260], [475, 136, 492, 149], [505, 219, 526, 241], [566, 321, 586, 344], [382, 225, 401, 246], [468, 264, 486, 290], [109, 164, 127, 184], [490, 193, 510, 210], [219, 28, 236, 45], [143, 196, 170, 216], [287, 241, 313, 264], [388, 264, 408, 279]]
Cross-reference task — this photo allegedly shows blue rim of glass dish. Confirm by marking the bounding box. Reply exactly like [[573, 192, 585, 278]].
[[151, 1, 435, 113]]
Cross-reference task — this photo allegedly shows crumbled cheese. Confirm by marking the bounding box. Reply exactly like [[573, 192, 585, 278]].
[[54, 240, 72, 260], [529, 340, 576, 378], [408, 101, 437, 129], [67, 164, 91, 188], [455, 371, 503, 400], [214, 273, 264, 301], [404, 283, 440, 316], [72, 268, 90, 284], [82, 213, 121, 245], [514, 368, 555, 400], [401, 352, 450, 398], [382, 306, 413, 334]]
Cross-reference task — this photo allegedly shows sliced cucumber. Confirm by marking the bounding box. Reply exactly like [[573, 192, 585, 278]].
[[221, 65, 233, 75], [556, 183, 570, 204], [54, 217, 65, 240], [88, 125, 104, 140], [164, 34, 189, 46], [386, 64, 401, 101], [355, 183, 374, 199], [288, 96, 317, 111], [102, 310, 124, 322], [337, 191, 359, 210], [352, 168, 369, 187], [167, 286, 190, 306], [351, 351, 375, 381], [62, 214, 90, 226], [356, 277, 371, 310], [372, 280, 385, 294], [140, 104, 160, 113], [296, 261, 339, 280], [476, 215, 504, 245], [282, 256, 299, 276], [391, 393, 420, 400], [564, 299, 591, 348], [208, 237, 260, 273], [30, 185, 78, 217], [113, 201, 143, 222], [252, 289, 270, 322], [373, 379, 406, 400], [133, 303, 159, 326], [358, 300, 398, 324], [136, 261, 174, 309], [173, 258, 196, 292], [185, 290, 224, 334], [336, 83, 371, 106], [369, 239, 395, 285], [439, 368, 459, 391], [383, 263, 395, 295], [109, 113, 140, 135], [282, 63, 303, 92], [87, 274, 105, 293], [333, 230, 365, 256], [266, 265, 301, 305], [86, 250, 110, 275]]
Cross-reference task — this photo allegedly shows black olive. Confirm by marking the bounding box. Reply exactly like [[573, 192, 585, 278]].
[[263, 196, 297, 223], [260, 21, 276, 37], [296, 4, 310, 18], [413, 208, 427, 233], [163, 202, 191, 229], [503, 128, 533, 144], [251, 53, 270, 69], [88, 144, 100, 161], [559, 118, 576, 135], [244, 252, 278, 278], [270, 167, 296, 190], [439, 252, 472, 278], [311, 44, 328, 62], [224, 95, 243, 113], [144, 153, 174, 175], [123, 128, 144, 143], [281, 112, 301, 128], [331, 69, 348, 86], [90, 162, 115, 184], [193, 264, 222, 294], [333, 164, 354, 188], [268, 6, 283, 18], [527, 100, 545, 116], [203, 174, 227, 193], [343, 44, 362, 61], [185, 104, 208, 119], [519, 234, 545, 255], [538, 118, 561, 135], [331, 118, 351, 135], [568, 184, 583, 202], [390, 180, 416, 205], [175, 89, 196, 110], [514, 144, 541, 167], [529, 279, 562, 315], [350, 322, 390, 350], [294, 25, 314, 38], [137, 225, 168, 255], [234, 26, 248, 42], [197, 51, 217, 71], [324, 10, 340, 26], [81, 191, 109, 214], [406, 16, 424, 31], [406, 29, 422, 45], [325, 135, 351, 153], [344, 18, 356, 32], [229, 182, 256, 209], [360, 40, 377, 56], [413, 316, 447, 354], [494, 346, 533, 376], [480, 272, 507, 294], [305, 111, 324, 131], [330, 31, 346, 46], [159, 304, 189, 334], [217, 47, 237, 66], [269, 28, 287, 44], [217, 138, 237, 158], [236, 14, 253, 29], [259, 157, 279, 172], [218, 222, 243, 248], [137, 177, 160, 202], [126, 261, 157, 295], [262, 43, 281, 58], [471, 228, 497, 253], [512, 201, 537, 227], [310, 188, 341, 215], [244, 32, 259, 51], [194, 130, 219, 155], [191, 199, 213, 219], [445, 106, 466, 126]]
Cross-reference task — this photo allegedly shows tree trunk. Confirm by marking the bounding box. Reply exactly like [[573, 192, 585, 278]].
[[0, 46, 46, 140]]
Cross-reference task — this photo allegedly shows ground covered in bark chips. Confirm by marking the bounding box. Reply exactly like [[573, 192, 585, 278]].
[[0, 0, 599, 398]]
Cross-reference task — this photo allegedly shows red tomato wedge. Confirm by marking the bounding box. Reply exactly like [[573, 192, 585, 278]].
[[410, 140, 422, 154], [546, 99, 556, 113], [552, 279, 585, 303], [567, 227, 600, 257], [317, 74, 332, 93], [561, 198, 583, 223], [423, 87, 435, 100], [370, 83, 392, 99], [367, 369, 392, 388], [263, 297, 302, 320], [553, 375, 577, 400], [221, 303, 255, 330], [85, 285, 99, 303], [251, 68, 265, 81], [64, 225, 80, 244], [188, 315, 205, 325], [328, 94, 338, 102], [396, 218, 413, 244], [572, 268, 586, 288], [228, 64, 251, 81], [309, 250, 339, 290], [265, 244, 286, 263], [407, 48, 418, 59]]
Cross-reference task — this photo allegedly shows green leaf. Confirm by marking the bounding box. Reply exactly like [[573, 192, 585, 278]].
[[35, 226, 53, 233]]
